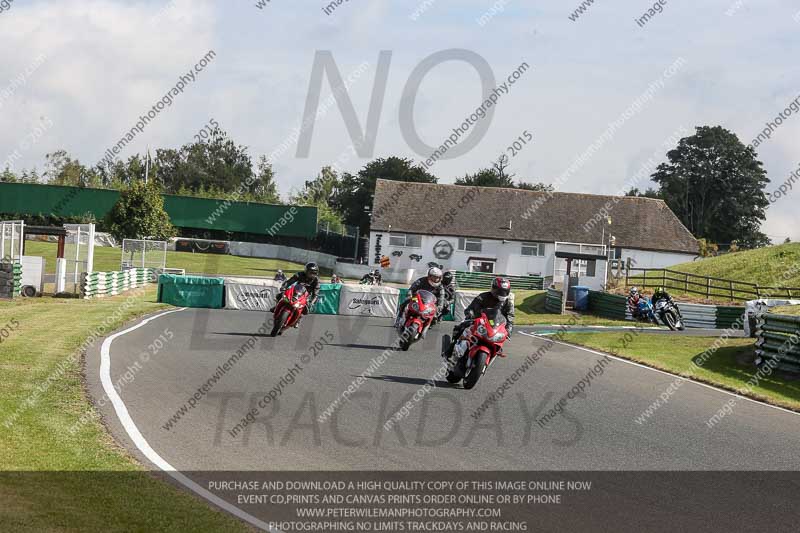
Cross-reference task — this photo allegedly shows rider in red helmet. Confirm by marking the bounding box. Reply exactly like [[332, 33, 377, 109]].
[[443, 277, 515, 361]]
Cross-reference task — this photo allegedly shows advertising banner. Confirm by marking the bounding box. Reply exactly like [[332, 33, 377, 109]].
[[224, 278, 280, 311], [338, 285, 400, 318]]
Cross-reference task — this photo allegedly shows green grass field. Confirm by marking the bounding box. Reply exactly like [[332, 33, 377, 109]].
[[626, 243, 800, 303], [560, 332, 800, 411], [514, 290, 631, 327], [25, 240, 328, 278], [771, 305, 800, 316], [0, 288, 248, 531]]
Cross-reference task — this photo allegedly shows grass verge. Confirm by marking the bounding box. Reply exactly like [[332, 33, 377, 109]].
[[0, 287, 248, 532], [514, 290, 632, 327], [560, 332, 800, 411], [24, 240, 329, 278]]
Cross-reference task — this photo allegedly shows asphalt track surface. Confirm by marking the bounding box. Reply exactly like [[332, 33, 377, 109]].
[[85, 309, 800, 531]]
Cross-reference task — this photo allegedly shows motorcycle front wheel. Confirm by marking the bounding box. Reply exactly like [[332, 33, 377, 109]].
[[400, 324, 419, 351], [463, 352, 488, 390], [271, 310, 290, 337]]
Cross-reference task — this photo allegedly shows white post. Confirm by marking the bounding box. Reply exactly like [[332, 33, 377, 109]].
[[86, 224, 95, 274], [55, 257, 67, 294]]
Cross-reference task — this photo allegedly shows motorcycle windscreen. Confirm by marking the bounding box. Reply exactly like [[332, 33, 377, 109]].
[[291, 283, 308, 299], [417, 290, 437, 305], [483, 307, 506, 328]]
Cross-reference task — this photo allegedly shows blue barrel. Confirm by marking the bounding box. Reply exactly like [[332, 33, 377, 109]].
[[573, 286, 590, 311]]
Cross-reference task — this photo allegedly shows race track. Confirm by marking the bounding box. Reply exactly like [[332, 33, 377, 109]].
[[85, 308, 800, 531]]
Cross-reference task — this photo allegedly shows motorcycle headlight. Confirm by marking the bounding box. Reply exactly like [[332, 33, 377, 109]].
[[293, 302, 303, 308], [410, 302, 420, 313], [422, 307, 434, 315], [476, 325, 488, 337], [490, 331, 506, 342]]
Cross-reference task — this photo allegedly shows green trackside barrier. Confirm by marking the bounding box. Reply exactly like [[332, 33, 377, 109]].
[[755, 313, 800, 374], [313, 283, 341, 315], [398, 288, 455, 321], [587, 291, 628, 320], [544, 288, 563, 314], [158, 274, 224, 308]]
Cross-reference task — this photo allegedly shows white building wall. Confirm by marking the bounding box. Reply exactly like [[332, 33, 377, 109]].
[[369, 232, 697, 279], [620, 248, 697, 270]]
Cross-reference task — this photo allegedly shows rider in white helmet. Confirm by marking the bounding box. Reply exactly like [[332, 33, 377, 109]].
[[395, 267, 445, 327]]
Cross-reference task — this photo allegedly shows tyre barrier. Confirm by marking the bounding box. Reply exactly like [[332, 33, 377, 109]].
[[0, 262, 22, 299], [586, 290, 743, 329], [81, 268, 156, 299], [544, 288, 563, 314], [755, 314, 800, 374]]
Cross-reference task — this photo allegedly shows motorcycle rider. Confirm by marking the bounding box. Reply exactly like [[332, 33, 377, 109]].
[[274, 269, 286, 282], [651, 286, 674, 306], [330, 273, 342, 284], [443, 277, 515, 362], [395, 267, 445, 328], [360, 269, 382, 285], [627, 287, 642, 318], [271, 262, 320, 326], [438, 271, 456, 321]]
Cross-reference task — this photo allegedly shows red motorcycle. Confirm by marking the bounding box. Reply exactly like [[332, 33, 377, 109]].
[[443, 308, 508, 389], [397, 290, 438, 351], [270, 283, 309, 337]]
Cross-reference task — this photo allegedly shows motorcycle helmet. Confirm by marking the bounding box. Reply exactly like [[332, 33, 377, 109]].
[[629, 287, 639, 298], [373, 269, 380, 276], [276, 269, 283, 275], [305, 262, 319, 279], [491, 277, 511, 301], [442, 271, 454, 286], [654, 286, 666, 299], [427, 267, 443, 287]]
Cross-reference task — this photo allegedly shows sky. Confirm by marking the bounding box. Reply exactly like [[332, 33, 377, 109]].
[[1, 0, 798, 242]]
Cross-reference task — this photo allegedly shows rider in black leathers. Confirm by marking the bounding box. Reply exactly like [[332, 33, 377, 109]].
[[444, 277, 515, 361], [272, 262, 320, 325], [395, 267, 445, 327], [438, 271, 456, 320]]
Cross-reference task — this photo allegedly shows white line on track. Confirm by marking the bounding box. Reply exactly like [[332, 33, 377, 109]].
[[100, 308, 278, 532], [518, 331, 800, 419]]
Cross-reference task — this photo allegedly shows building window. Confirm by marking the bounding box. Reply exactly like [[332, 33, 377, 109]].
[[614, 247, 622, 259], [458, 237, 482, 252], [521, 242, 545, 257], [389, 233, 421, 248]]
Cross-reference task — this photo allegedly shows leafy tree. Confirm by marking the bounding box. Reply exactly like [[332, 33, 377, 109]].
[[625, 187, 661, 198], [332, 157, 437, 234], [651, 126, 770, 248], [292, 167, 345, 233], [104, 180, 175, 242], [154, 127, 254, 195], [253, 155, 280, 204], [44, 150, 100, 187], [1, 167, 18, 182], [456, 155, 515, 188], [786, 237, 792, 244], [517, 181, 554, 192]]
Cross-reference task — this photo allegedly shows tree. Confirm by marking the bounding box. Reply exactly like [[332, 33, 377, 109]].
[[253, 155, 280, 204], [331, 157, 437, 234], [1, 167, 18, 183], [651, 126, 770, 248], [456, 155, 515, 188], [785, 237, 792, 244], [516, 181, 554, 192], [292, 166, 344, 233], [104, 180, 175, 242], [154, 127, 254, 196], [625, 187, 661, 198]]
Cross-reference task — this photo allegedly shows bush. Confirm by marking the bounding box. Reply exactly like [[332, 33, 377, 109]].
[[104, 181, 175, 242]]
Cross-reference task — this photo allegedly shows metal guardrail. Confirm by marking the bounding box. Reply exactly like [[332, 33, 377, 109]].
[[81, 268, 156, 299], [454, 271, 544, 291], [755, 314, 800, 374]]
